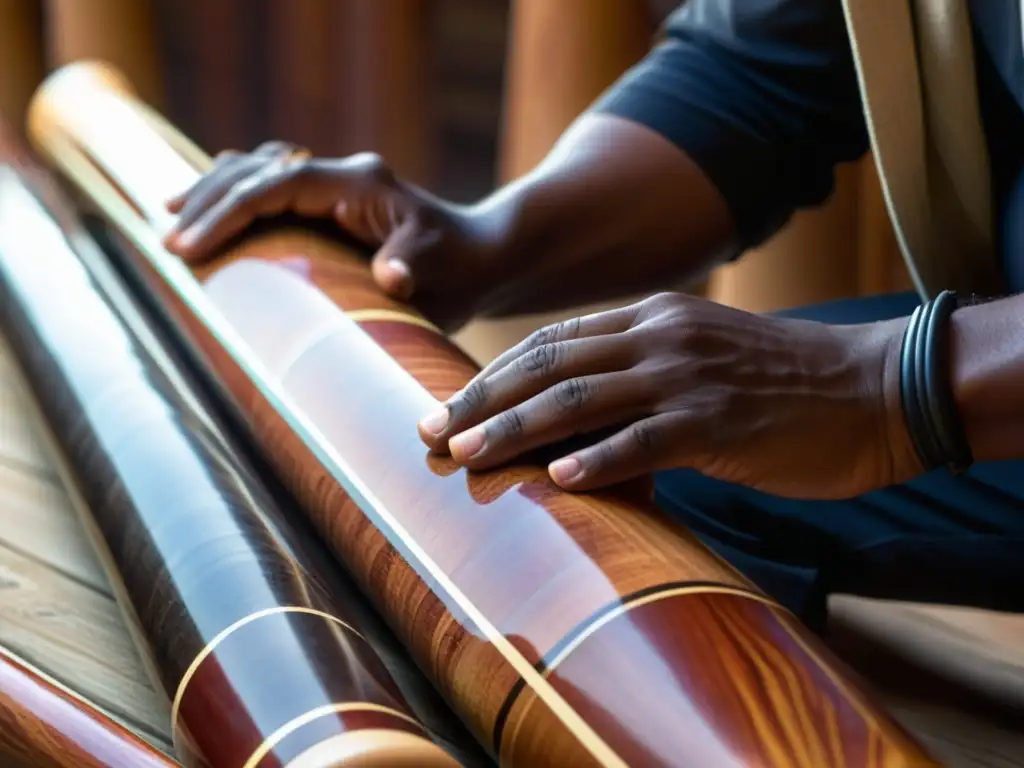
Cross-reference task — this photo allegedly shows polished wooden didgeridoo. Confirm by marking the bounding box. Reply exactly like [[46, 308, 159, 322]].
[[29, 62, 937, 768], [0, 150, 463, 767], [0, 645, 175, 768]]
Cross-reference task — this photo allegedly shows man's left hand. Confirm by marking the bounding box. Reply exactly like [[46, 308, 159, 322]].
[[418, 292, 922, 499]]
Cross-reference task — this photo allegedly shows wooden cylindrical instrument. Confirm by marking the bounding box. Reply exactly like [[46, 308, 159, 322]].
[[29, 62, 938, 767], [0, 645, 175, 767], [0, 139, 462, 767]]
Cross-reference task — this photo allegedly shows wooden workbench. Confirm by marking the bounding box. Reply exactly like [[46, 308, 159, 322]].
[[0, 339, 173, 756]]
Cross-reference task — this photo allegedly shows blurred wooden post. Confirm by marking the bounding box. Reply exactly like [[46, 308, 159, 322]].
[[499, 0, 652, 180], [45, 0, 164, 108], [0, 0, 45, 133], [456, 0, 654, 363], [331, 0, 434, 186], [266, 0, 338, 157]]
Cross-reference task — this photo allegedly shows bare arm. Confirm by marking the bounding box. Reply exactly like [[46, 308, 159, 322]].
[[468, 113, 736, 316]]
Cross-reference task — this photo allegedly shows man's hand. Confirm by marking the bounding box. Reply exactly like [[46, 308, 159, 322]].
[[163, 141, 501, 331], [419, 292, 922, 499], [162, 115, 739, 327]]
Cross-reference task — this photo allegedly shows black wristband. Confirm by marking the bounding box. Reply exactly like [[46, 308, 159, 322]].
[[898, 290, 974, 474]]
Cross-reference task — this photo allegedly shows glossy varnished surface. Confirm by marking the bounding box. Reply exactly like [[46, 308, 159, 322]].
[[29, 62, 938, 767], [0, 646, 174, 768], [0, 166, 459, 767], [204, 259, 934, 766]]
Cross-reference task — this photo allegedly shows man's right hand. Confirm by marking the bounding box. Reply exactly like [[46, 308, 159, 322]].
[[163, 141, 502, 332]]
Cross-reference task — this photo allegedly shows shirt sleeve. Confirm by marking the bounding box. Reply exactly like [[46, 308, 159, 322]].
[[592, 0, 870, 251]]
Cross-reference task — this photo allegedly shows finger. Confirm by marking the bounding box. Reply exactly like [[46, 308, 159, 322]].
[[369, 217, 418, 300], [547, 413, 681, 490], [168, 144, 297, 233], [170, 158, 315, 259], [476, 305, 641, 386], [417, 310, 638, 447], [253, 140, 299, 157], [166, 149, 242, 213], [332, 169, 409, 248], [418, 334, 635, 450], [370, 252, 413, 300], [166, 159, 263, 241], [443, 371, 649, 469]]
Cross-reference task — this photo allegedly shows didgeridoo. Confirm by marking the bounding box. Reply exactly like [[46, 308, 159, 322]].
[[29, 62, 937, 768]]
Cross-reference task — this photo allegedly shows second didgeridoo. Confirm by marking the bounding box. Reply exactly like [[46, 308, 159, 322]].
[[0, 132, 462, 768], [0, 645, 175, 768], [30, 62, 937, 768]]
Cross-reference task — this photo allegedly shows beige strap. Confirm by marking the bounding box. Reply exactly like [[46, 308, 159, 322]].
[[840, 0, 1000, 298]]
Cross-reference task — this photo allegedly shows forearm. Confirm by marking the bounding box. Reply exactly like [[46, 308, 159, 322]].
[[951, 293, 1024, 462], [466, 113, 736, 317]]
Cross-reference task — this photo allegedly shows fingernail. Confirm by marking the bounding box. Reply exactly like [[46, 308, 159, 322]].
[[549, 457, 582, 484], [419, 408, 449, 435], [383, 258, 413, 300], [387, 258, 410, 279], [449, 427, 485, 460], [176, 228, 197, 248]]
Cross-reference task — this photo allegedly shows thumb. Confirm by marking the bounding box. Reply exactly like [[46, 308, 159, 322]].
[[371, 249, 414, 301], [369, 216, 429, 302]]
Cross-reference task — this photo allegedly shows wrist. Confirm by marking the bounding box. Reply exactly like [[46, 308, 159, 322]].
[[462, 180, 530, 276], [874, 315, 928, 480], [950, 297, 1023, 463], [462, 174, 560, 316]]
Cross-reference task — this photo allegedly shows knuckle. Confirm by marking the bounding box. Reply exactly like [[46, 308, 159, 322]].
[[518, 342, 560, 376], [214, 149, 240, 164], [552, 377, 590, 412], [348, 152, 394, 185], [457, 380, 488, 414], [227, 176, 263, 205], [591, 440, 616, 473], [255, 140, 294, 156], [656, 291, 679, 302], [646, 291, 679, 309], [638, 292, 688, 325], [629, 422, 659, 454], [525, 325, 554, 350], [523, 321, 568, 354], [561, 316, 582, 341], [282, 154, 313, 180], [496, 409, 526, 439], [546, 320, 572, 342]]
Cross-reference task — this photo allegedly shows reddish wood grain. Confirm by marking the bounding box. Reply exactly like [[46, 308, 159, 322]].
[[0, 648, 174, 768]]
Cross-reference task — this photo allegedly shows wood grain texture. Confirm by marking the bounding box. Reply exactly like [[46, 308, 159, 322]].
[[0, 0, 44, 137], [0, 533, 172, 749], [29, 62, 938, 767], [0, 153, 464, 767], [44, 0, 165, 109], [0, 646, 174, 767]]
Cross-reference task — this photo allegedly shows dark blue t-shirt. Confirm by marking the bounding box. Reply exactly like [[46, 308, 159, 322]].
[[594, 0, 1024, 292]]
